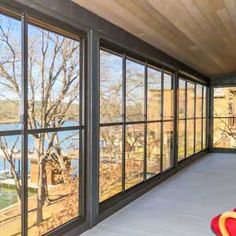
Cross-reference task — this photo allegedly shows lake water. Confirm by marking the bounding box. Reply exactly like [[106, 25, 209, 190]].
[[0, 121, 80, 173]]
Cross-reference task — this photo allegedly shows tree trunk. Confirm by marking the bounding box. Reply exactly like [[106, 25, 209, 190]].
[[36, 157, 45, 225], [10, 165, 21, 200]]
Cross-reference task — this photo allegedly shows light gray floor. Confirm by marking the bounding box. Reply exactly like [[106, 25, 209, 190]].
[[82, 153, 236, 236]]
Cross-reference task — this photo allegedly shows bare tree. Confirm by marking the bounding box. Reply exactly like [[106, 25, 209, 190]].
[[214, 115, 236, 147], [0, 19, 80, 226], [28, 27, 80, 224]]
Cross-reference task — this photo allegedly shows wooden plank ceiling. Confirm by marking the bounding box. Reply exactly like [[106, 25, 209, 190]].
[[73, 0, 236, 78]]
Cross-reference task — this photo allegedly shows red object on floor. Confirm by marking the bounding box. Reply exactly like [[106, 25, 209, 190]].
[[211, 209, 236, 236]]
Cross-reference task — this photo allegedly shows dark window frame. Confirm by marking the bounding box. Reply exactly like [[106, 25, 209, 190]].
[[0, 8, 86, 236], [99, 48, 175, 204], [177, 77, 207, 162]]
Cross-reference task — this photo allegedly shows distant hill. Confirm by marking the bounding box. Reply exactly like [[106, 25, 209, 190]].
[[0, 100, 80, 124]]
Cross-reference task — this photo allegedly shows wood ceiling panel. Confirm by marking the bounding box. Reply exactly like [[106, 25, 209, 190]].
[[73, 0, 236, 77]]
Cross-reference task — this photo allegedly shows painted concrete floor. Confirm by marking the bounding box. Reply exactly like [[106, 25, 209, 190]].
[[82, 153, 236, 236]]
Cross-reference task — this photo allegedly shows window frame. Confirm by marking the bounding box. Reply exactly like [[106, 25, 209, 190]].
[[177, 77, 207, 162], [0, 8, 86, 236], [99, 47, 175, 204], [212, 86, 236, 149]]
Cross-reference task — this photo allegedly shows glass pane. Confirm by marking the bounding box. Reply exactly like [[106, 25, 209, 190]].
[[100, 50, 122, 123], [187, 82, 195, 118], [163, 73, 173, 120], [203, 118, 206, 149], [0, 14, 21, 131], [178, 120, 185, 161], [178, 79, 186, 119], [27, 131, 79, 235], [195, 119, 202, 153], [196, 84, 202, 118], [203, 86, 207, 118], [125, 124, 144, 189], [186, 119, 194, 157], [99, 126, 122, 202], [28, 25, 80, 129], [213, 118, 236, 148], [126, 59, 144, 121], [0, 135, 21, 235], [163, 121, 173, 170], [147, 67, 161, 120], [214, 87, 236, 118], [147, 123, 161, 178]]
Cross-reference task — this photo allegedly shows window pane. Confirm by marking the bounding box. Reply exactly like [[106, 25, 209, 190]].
[[203, 86, 207, 118], [196, 84, 202, 118], [100, 50, 122, 123], [125, 124, 144, 189], [163, 121, 173, 170], [186, 119, 194, 156], [178, 120, 185, 161], [178, 79, 186, 119], [195, 119, 202, 152], [147, 68, 161, 120], [187, 83, 195, 118], [0, 14, 21, 131], [99, 126, 122, 202], [214, 87, 236, 118], [126, 59, 144, 121], [163, 73, 173, 120], [213, 118, 236, 148], [27, 131, 79, 235], [28, 25, 80, 129], [203, 118, 207, 149], [147, 123, 161, 178], [0, 135, 21, 235]]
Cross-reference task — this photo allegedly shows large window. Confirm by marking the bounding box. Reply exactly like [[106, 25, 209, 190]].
[[178, 78, 207, 161], [213, 87, 236, 148], [0, 12, 83, 236], [99, 49, 174, 202]]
